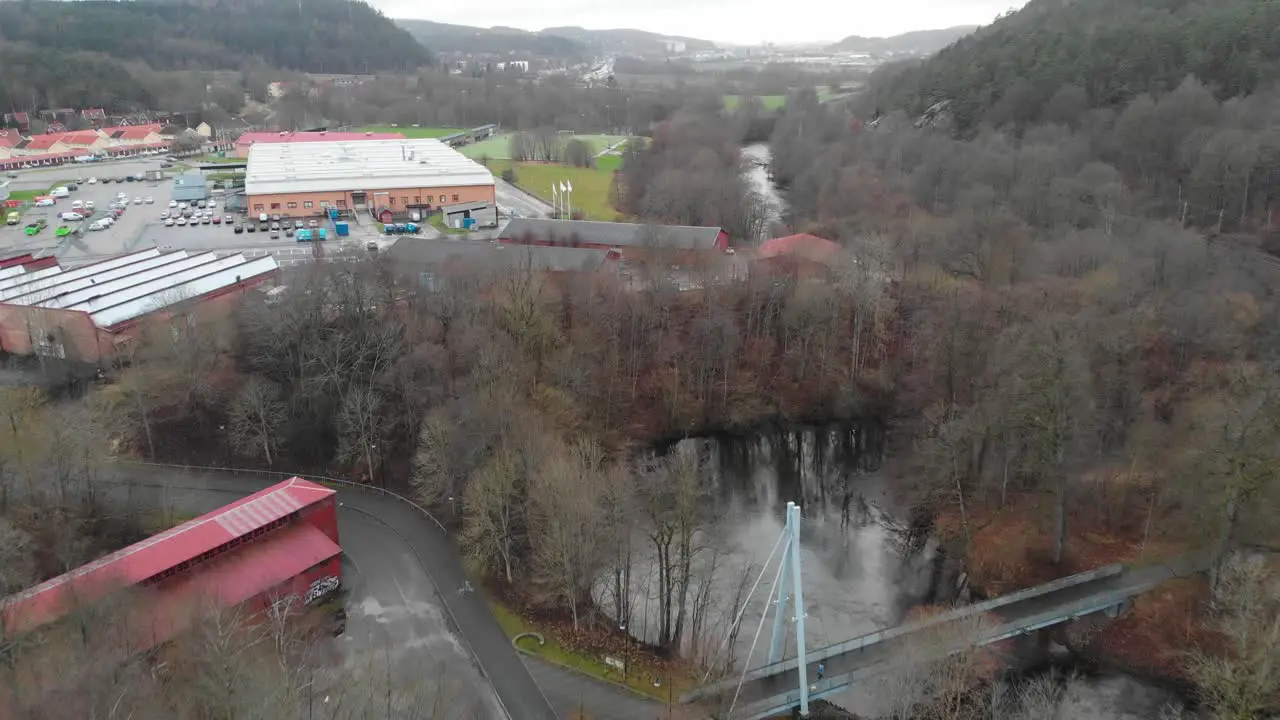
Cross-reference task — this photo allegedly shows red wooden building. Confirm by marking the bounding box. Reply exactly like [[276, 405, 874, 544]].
[[1, 478, 342, 652]]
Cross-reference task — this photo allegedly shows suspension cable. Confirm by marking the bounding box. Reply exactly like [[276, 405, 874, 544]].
[[727, 532, 791, 719], [700, 528, 787, 684]]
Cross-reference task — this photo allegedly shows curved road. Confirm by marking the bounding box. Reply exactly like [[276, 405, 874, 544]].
[[102, 465, 557, 720]]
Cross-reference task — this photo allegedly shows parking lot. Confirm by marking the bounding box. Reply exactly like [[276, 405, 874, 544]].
[[0, 173, 346, 266]]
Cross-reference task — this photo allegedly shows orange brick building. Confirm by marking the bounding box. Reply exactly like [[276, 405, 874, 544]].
[[244, 138, 495, 219]]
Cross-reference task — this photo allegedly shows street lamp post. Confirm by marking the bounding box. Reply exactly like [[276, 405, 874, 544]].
[[620, 622, 629, 681]]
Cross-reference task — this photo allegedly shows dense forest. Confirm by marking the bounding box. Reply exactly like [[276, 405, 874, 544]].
[[862, 0, 1280, 134], [395, 19, 590, 59], [0, 45, 156, 113], [0, 0, 430, 83]]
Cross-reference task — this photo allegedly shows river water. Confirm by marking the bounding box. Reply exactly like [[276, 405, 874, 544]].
[[742, 143, 785, 237], [605, 426, 1188, 718]]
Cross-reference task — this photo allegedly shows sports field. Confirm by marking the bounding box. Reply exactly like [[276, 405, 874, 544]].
[[460, 133, 630, 161], [356, 125, 464, 138], [723, 95, 787, 111], [485, 160, 620, 221]]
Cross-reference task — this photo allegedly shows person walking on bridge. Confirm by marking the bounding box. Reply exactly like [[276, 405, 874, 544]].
[[817, 662, 825, 681]]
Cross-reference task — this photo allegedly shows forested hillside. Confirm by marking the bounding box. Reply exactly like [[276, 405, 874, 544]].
[[0, 46, 156, 113], [861, 0, 1280, 133], [0, 0, 431, 77], [395, 19, 590, 59]]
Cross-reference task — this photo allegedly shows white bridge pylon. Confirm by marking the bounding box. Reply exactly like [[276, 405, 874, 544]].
[[713, 500, 811, 718]]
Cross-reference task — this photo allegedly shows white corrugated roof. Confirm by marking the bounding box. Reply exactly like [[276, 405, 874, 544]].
[[0, 265, 29, 282], [88, 256, 279, 328], [0, 265, 63, 294], [10, 252, 195, 306], [40, 253, 223, 309], [0, 249, 161, 302], [245, 138, 494, 196]]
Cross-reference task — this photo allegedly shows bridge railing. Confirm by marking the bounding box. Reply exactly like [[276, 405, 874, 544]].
[[727, 582, 1150, 720], [685, 562, 1125, 702]]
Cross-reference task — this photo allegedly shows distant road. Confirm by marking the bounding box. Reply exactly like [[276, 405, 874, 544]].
[[495, 178, 552, 218]]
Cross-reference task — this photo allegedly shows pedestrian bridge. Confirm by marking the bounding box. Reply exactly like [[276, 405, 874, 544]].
[[684, 518, 1211, 720]]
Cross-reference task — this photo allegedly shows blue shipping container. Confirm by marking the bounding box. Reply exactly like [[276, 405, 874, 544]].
[[335, 221, 349, 236]]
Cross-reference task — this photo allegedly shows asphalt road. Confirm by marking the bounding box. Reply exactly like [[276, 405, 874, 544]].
[[495, 178, 552, 218], [102, 464, 558, 720]]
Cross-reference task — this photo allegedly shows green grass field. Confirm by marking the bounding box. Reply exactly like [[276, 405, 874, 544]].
[[485, 159, 620, 220], [357, 125, 464, 139], [724, 94, 787, 111], [461, 133, 630, 161]]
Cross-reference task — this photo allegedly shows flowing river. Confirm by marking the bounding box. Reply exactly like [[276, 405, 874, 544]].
[[742, 143, 785, 237]]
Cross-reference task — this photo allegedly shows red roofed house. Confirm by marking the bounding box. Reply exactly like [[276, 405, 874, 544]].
[[11, 133, 70, 157], [234, 130, 405, 158], [57, 131, 109, 151], [108, 126, 165, 147], [753, 233, 845, 280], [81, 107, 107, 126], [1, 477, 342, 652]]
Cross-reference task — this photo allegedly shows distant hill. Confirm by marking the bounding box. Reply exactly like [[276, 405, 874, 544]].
[[395, 19, 590, 58], [0, 45, 155, 115], [540, 26, 717, 56], [0, 0, 431, 76], [395, 20, 716, 59], [828, 26, 978, 56], [861, 0, 1280, 133]]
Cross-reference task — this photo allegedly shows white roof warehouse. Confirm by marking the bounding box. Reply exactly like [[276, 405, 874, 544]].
[[0, 248, 279, 364], [244, 139, 496, 216]]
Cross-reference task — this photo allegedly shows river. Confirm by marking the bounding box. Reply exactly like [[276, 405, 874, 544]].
[[604, 427, 1190, 719], [742, 143, 785, 237]]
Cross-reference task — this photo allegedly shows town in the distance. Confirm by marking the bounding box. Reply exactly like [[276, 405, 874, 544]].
[[0, 0, 1278, 719]]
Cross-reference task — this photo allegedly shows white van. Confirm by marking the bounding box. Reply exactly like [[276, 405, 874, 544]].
[[71, 200, 85, 211], [59, 211, 84, 222], [258, 212, 269, 223], [50, 186, 70, 198]]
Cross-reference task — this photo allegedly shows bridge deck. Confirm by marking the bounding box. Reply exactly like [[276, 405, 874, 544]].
[[697, 553, 1210, 719]]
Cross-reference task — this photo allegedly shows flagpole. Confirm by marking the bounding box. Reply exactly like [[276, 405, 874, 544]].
[[551, 183, 559, 219], [567, 180, 573, 220]]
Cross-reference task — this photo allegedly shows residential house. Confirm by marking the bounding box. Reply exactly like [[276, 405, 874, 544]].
[[498, 218, 729, 265], [80, 108, 107, 126], [11, 134, 70, 157], [196, 122, 213, 139], [5, 113, 30, 132], [57, 131, 109, 152], [752, 233, 844, 280], [107, 126, 164, 146]]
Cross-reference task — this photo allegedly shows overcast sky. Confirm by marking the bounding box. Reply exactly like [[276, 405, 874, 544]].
[[377, 0, 1027, 45]]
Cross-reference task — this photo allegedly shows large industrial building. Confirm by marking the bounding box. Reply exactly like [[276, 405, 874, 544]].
[[244, 138, 496, 219], [1, 478, 342, 653], [0, 248, 279, 363]]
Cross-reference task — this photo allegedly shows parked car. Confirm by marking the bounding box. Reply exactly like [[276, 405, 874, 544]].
[[88, 220, 107, 232], [55, 226, 72, 237], [285, 227, 294, 237], [309, 220, 318, 228], [223, 215, 233, 224], [176, 217, 187, 226], [271, 214, 281, 222], [233, 224, 244, 234], [24, 219, 46, 235], [98, 215, 115, 227], [133, 197, 142, 205], [160, 210, 170, 219], [34, 198, 55, 208], [5, 212, 18, 225], [164, 218, 175, 227], [144, 196, 154, 204], [294, 220, 304, 229], [84, 201, 94, 211], [246, 224, 256, 233], [212, 216, 222, 224], [270, 222, 280, 231], [65, 183, 78, 191], [87, 177, 97, 184], [270, 230, 280, 239], [168, 200, 178, 208], [201, 215, 211, 224], [259, 223, 269, 232], [196, 200, 206, 209], [59, 212, 84, 222]]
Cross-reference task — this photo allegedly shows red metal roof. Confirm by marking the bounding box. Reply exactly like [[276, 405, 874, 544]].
[[58, 131, 102, 146], [238, 130, 404, 146], [22, 134, 67, 150], [757, 233, 843, 264], [1, 477, 335, 636], [98, 123, 162, 137], [131, 523, 340, 651], [0, 254, 35, 269]]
